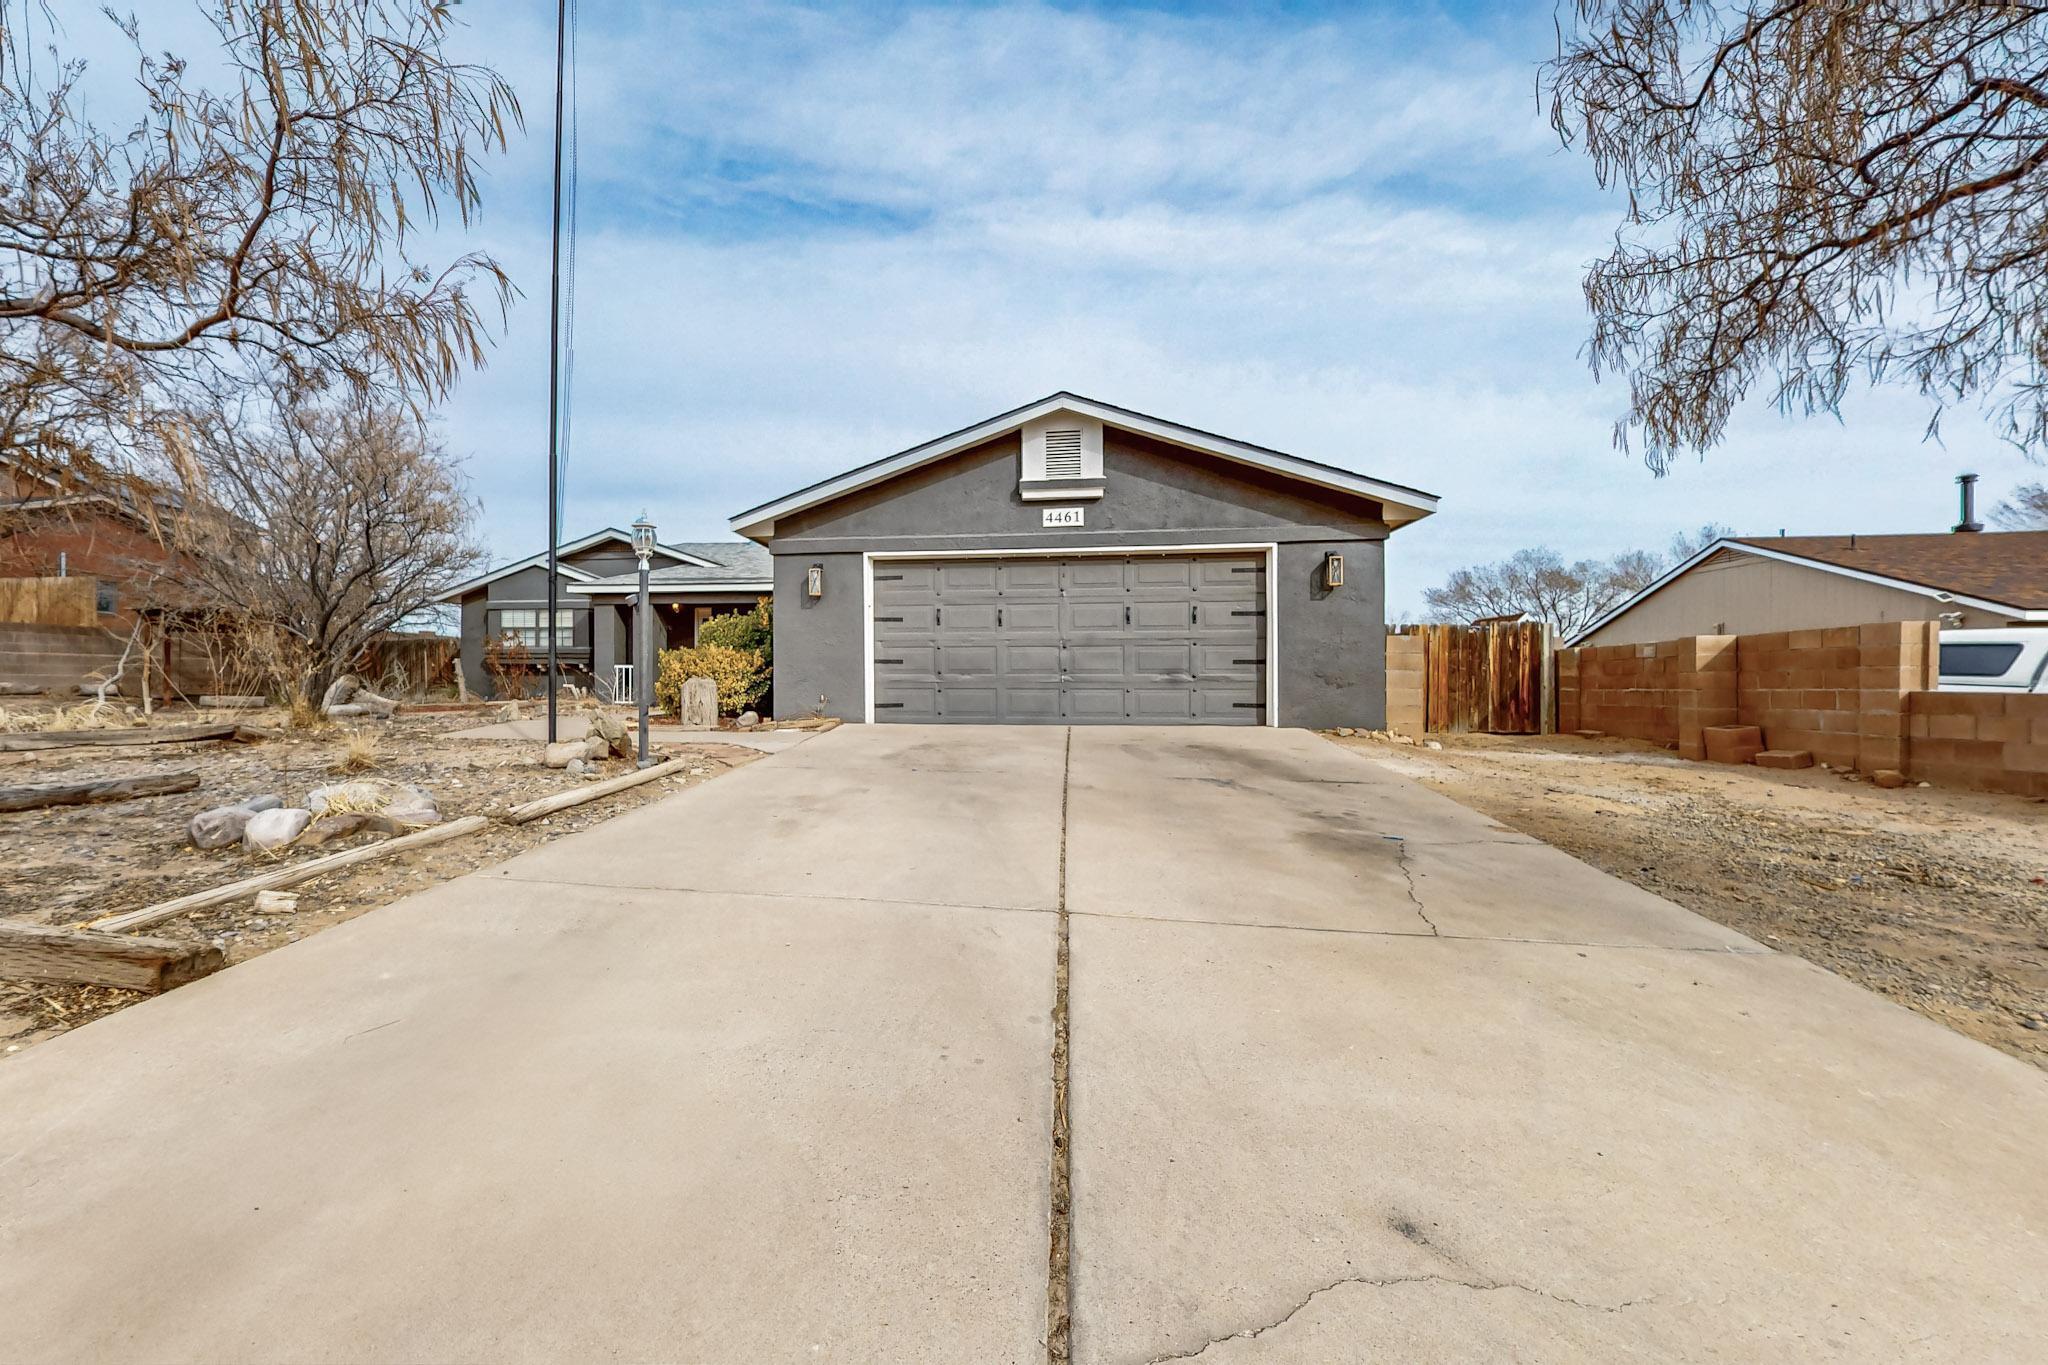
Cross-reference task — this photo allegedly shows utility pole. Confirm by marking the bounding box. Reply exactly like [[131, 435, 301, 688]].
[[544, 0, 569, 743]]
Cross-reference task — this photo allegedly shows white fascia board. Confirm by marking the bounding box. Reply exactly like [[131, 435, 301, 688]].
[[1565, 539, 2043, 645], [728, 393, 1439, 540], [565, 581, 773, 597]]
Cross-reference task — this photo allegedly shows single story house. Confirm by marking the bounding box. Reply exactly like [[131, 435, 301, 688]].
[[451, 395, 1436, 724], [1571, 531, 2048, 648], [440, 528, 771, 701], [730, 393, 1436, 727]]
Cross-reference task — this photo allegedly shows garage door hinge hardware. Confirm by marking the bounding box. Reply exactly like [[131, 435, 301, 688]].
[[876, 658, 904, 665], [1234, 702, 1264, 708], [875, 702, 905, 709], [1232, 610, 1265, 617], [874, 615, 903, 623], [1231, 566, 1258, 573], [875, 573, 903, 581], [1233, 658, 1259, 666]]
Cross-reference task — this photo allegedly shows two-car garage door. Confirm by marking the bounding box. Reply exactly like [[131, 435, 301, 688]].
[[871, 553, 1267, 724]]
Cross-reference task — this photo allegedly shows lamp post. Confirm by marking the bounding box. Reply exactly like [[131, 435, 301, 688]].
[[631, 514, 656, 767]]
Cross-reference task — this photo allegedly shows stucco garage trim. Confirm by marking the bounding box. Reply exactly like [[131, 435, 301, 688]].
[[862, 543, 1280, 726]]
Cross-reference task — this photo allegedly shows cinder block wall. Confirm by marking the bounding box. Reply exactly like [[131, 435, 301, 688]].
[[1384, 633, 1425, 734], [1552, 620, 2048, 795], [0, 622, 131, 694], [1907, 693, 2048, 797]]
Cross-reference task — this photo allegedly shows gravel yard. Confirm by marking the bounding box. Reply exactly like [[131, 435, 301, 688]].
[[1332, 731, 2048, 1070], [1, 707, 771, 1055]]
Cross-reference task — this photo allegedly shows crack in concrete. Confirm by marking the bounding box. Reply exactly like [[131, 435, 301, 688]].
[[1144, 1272, 1648, 1363], [1387, 836, 1439, 936], [1045, 727, 1075, 1365]]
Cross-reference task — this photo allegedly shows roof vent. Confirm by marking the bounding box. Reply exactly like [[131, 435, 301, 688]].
[[1954, 472, 1983, 533], [1044, 428, 1085, 479]]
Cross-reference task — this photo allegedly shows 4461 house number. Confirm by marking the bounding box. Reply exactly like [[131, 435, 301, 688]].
[[1041, 506, 1086, 528]]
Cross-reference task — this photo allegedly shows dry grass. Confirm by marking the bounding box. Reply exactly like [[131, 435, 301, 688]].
[[333, 729, 380, 773], [0, 699, 139, 733]]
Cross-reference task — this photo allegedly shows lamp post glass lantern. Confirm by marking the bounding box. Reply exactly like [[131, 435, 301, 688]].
[[632, 515, 656, 767]]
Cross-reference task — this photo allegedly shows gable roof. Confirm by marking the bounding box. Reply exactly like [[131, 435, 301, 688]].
[[565, 540, 773, 595], [1567, 530, 2048, 644], [437, 527, 725, 602], [728, 392, 1439, 540]]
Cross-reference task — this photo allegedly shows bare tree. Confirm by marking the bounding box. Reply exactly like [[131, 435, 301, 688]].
[[1668, 522, 1739, 561], [1544, 3, 2048, 468], [0, 1, 518, 488], [1993, 482, 2048, 528], [174, 395, 483, 704], [1423, 547, 1664, 637]]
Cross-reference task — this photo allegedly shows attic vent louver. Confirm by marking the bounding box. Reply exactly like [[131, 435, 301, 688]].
[[1043, 428, 1085, 479]]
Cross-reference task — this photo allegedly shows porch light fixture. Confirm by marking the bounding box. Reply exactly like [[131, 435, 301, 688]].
[[806, 564, 824, 599], [1324, 552, 1345, 589], [631, 514, 658, 563]]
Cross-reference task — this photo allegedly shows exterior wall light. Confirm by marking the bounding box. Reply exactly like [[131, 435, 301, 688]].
[[806, 564, 825, 599], [631, 514, 658, 562], [1324, 552, 1345, 589]]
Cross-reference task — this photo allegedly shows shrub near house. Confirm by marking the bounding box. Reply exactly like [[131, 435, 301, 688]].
[[655, 598, 772, 716]]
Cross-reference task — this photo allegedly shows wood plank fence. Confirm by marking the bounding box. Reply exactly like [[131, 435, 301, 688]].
[[1387, 621, 1551, 735]]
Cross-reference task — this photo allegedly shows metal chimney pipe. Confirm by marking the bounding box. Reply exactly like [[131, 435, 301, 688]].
[[1954, 473, 1983, 532]]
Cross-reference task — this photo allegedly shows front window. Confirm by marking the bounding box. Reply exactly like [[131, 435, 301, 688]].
[[498, 609, 573, 649]]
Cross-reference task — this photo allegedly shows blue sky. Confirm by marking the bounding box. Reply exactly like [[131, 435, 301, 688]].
[[89, 1, 2048, 613]]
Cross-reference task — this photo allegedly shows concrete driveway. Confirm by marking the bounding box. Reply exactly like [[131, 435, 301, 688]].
[[2, 726, 2044, 1363]]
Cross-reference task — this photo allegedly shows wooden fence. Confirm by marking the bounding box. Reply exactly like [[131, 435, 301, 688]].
[[0, 576, 96, 628], [1387, 621, 1551, 735]]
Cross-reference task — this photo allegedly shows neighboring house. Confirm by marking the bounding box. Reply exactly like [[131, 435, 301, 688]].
[[730, 392, 1437, 727], [440, 528, 771, 700], [0, 455, 200, 625], [1571, 531, 2048, 647]]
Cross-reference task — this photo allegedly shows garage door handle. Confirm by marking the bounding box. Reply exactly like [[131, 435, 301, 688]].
[[1191, 603, 1197, 625], [998, 606, 1003, 627], [1125, 605, 1131, 625]]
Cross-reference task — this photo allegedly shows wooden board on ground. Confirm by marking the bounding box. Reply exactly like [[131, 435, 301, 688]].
[[503, 756, 690, 825], [0, 771, 200, 814], [86, 815, 493, 935], [0, 723, 240, 753], [0, 922, 225, 992]]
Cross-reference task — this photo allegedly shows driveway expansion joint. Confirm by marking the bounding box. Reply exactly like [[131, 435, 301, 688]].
[[1142, 1272, 1649, 1363]]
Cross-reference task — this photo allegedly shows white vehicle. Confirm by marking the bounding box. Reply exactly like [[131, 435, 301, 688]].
[[1938, 629, 2048, 693]]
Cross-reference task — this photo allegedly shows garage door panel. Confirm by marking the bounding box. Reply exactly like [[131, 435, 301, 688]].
[[941, 645, 998, 677], [1003, 602, 1061, 634], [940, 603, 1000, 632], [1005, 644, 1062, 678], [1064, 688, 1127, 719], [1001, 561, 1061, 593], [1130, 688, 1195, 719], [873, 554, 1266, 725], [938, 562, 1000, 593], [1131, 643, 1194, 677], [1063, 560, 1126, 593]]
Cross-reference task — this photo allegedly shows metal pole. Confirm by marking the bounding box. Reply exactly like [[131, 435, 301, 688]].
[[637, 558, 653, 767], [543, 0, 568, 744]]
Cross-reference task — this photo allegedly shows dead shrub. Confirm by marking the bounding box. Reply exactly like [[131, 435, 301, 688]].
[[334, 729, 380, 773]]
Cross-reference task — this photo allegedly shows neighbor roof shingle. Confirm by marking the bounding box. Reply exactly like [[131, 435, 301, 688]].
[[1731, 532, 2048, 610]]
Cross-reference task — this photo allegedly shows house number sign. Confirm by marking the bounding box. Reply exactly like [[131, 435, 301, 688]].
[[1042, 506, 1086, 528]]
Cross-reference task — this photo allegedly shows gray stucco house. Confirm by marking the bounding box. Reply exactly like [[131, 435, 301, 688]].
[[440, 528, 770, 700], [729, 393, 1436, 728]]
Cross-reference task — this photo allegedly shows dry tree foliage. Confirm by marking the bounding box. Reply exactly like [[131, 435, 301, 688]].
[[0, 1, 519, 487], [1545, 3, 2048, 467], [171, 397, 483, 705]]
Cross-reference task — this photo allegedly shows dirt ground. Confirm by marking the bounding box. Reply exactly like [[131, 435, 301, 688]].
[[1331, 731, 2048, 1071], [1, 706, 776, 1056]]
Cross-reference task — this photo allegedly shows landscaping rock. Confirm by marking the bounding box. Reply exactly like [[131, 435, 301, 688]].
[[590, 710, 633, 758], [299, 812, 371, 846], [681, 676, 717, 729], [243, 807, 312, 852], [253, 890, 300, 914], [564, 758, 594, 778], [1873, 769, 1909, 789], [187, 793, 289, 850], [582, 735, 612, 762], [543, 740, 584, 768], [736, 710, 761, 729]]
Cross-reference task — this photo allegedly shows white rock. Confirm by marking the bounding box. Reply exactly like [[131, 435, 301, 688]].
[[1424, 740, 1444, 750], [244, 807, 312, 852], [543, 740, 584, 768], [736, 710, 761, 729], [253, 890, 301, 914]]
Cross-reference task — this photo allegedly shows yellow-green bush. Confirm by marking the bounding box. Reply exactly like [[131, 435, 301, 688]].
[[656, 643, 768, 716]]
